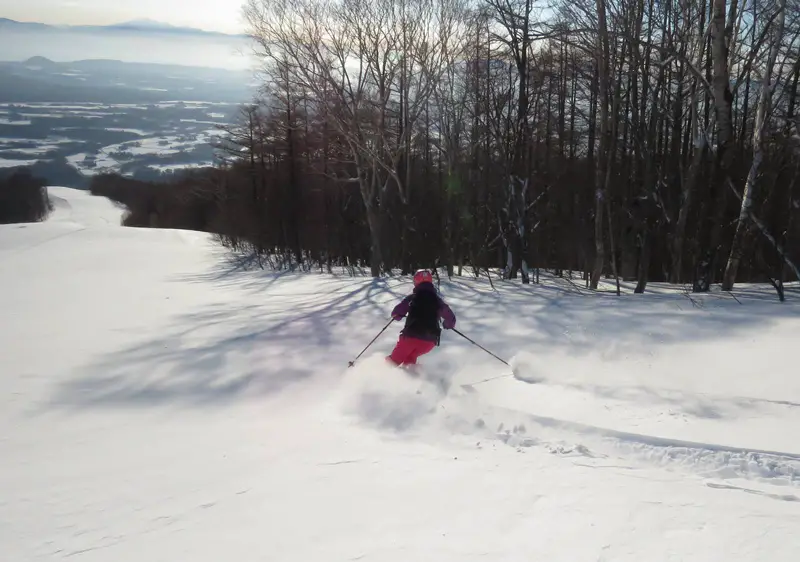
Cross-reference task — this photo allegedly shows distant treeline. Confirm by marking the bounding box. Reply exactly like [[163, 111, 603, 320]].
[[89, 161, 368, 273], [89, 171, 223, 232], [0, 158, 89, 190], [0, 169, 52, 224]]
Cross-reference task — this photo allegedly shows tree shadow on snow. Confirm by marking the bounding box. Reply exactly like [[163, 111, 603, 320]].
[[47, 257, 800, 417], [436, 274, 800, 369], [445, 279, 799, 358], [430, 274, 800, 424], [48, 274, 404, 410]]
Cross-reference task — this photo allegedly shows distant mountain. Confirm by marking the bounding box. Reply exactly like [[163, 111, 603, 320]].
[[0, 17, 246, 38], [22, 56, 59, 69], [0, 18, 50, 30], [117, 19, 182, 29]]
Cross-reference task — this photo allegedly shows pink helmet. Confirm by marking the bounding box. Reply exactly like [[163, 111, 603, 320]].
[[413, 269, 433, 286]]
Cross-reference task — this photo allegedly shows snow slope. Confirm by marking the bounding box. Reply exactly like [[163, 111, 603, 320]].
[[2, 186, 800, 561]]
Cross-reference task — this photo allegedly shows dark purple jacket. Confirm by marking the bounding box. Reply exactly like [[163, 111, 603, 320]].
[[391, 282, 456, 341]]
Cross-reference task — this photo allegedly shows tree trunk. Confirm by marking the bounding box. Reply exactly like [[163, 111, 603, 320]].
[[670, 3, 708, 284], [365, 202, 382, 277], [671, 104, 709, 284], [635, 228, 650, 294], [591, 0, 611, 290], [722, 0, 785, 291], [694, 0, 736, 292]]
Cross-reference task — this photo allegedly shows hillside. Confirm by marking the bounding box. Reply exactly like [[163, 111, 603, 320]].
[[1, 186, 799, 561]]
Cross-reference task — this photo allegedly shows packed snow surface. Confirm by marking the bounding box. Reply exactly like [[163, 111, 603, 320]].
[[2, 186, 800, 561]]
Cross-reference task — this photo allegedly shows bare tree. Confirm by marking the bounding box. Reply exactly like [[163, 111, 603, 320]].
[[589, 0, 611, 290], [722, 0, 787, 290], [245, 0, 466, 276]]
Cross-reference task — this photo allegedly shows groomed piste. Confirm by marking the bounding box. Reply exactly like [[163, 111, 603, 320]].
[[2, 186, 799, 561]]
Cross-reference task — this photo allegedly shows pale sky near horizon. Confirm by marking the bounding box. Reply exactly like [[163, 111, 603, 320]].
[[0, 0, 247, 34]]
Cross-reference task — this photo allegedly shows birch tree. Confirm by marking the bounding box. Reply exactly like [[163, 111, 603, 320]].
[[722, 0, 787, 291], [590, 0, 611, 290], [693, 0, 737, 292]]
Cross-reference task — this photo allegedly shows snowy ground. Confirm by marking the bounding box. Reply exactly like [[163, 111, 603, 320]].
[[2, 186, 800, 561], [0, 157, 38, 168]]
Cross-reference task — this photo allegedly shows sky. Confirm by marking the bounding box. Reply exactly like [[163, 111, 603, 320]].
[[0, 0, 247, 34]]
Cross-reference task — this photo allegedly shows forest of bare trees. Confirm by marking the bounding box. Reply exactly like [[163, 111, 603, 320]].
[[96, 0, 800, 295]]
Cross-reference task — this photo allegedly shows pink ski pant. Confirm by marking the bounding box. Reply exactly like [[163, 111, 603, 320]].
[[387, 336, 436, 366]]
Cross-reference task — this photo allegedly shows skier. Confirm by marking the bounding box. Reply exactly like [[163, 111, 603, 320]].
[[386, 269, 456, 367]]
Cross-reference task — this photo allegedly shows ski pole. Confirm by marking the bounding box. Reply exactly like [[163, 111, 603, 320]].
[[348, 318, 394, 367], [452, 328, 510, 367]]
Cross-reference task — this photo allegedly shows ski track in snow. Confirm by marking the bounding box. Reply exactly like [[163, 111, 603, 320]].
[[335, 356, 800, 499]]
